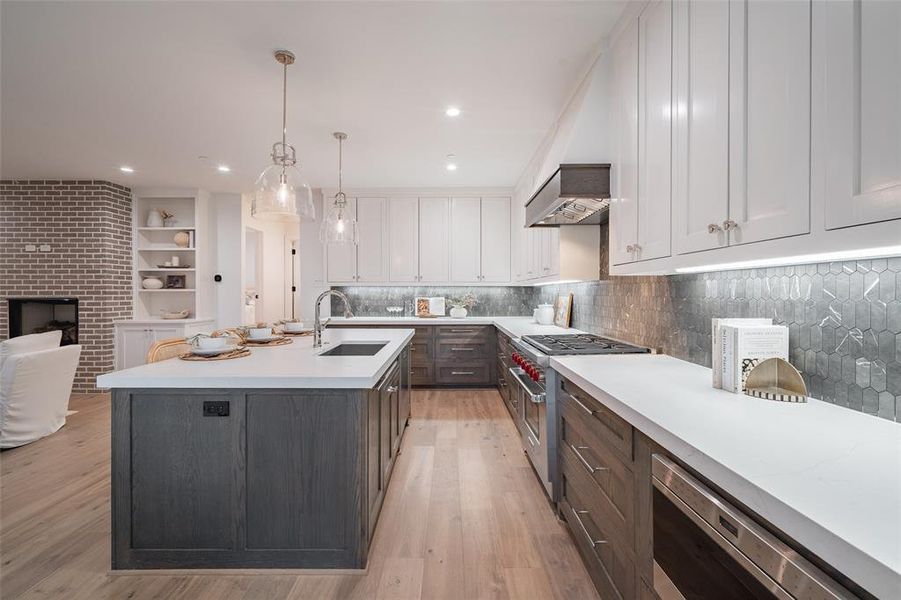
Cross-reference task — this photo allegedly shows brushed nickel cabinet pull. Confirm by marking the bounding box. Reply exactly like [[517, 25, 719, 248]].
[[570, 443, 609, 474], [451, 371, 475, 376], [385, 385, 398, 393], [567, 392, 596, 417], [708, 223, 722, 233], [571, 507, 607, 548], [451, 347, 474, 351], [625, 244, 634, 252], [722, 219, 739, 231]]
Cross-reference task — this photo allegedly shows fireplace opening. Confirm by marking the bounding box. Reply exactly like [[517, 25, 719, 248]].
[[7, 298, 79, 345]]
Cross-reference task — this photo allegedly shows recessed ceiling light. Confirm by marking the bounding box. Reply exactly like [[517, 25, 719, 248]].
[[217, 165, 231, 173], [446, 163, 458, 171], [119, 166, 134, 173], [445, 154, 457, 171], [445, 106, 461, 117]]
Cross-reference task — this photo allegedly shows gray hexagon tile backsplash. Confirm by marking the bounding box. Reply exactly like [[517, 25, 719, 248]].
[[334, 257, 901, 422], [536, 257, 901, 422]]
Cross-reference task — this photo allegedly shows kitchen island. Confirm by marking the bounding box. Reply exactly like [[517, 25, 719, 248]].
[[97, 328, 414, 570]]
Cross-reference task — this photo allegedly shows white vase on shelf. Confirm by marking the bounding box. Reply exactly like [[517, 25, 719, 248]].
[[146, 210, 163, 227], [449, 306, 467, 319]]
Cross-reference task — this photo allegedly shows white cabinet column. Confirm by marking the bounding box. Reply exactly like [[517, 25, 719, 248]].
[[388, 197, 419, 283], [355, 197, 388, 282], [449, 197, 482, 283], [728, 0, 811, 245], [673, 0, 730, 254], [822, 0, 901, 229], [610, 19, 640, 265], [480, 197, 511, 282], [418, 197, 450, 283]]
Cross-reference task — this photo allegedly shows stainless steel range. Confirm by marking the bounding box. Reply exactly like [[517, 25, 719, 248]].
[[507, 333, 651, 498]]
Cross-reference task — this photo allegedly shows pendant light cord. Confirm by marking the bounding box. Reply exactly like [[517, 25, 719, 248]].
[[281, 60, 287, 150]]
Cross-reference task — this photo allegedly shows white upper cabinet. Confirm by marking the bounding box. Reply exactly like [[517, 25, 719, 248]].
[[636, 0, 674, 262], [610, 18, 640, 266], [388, 197, 419, 283], [418, 197, 450, 282], [450, 197, 483, 283], [326, 197, 359, 283], [728, 0, 811, 245], [480, 197, 511, 282], [355, 197, 388, 282], [673, 0, 730, 254], [823, 0, 901, 229], [327, 197, 388, 283]]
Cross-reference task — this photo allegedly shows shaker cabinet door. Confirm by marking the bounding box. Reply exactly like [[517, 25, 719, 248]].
[[418, 197, 451, 283], [822, 0, 901, 229], [388, 197, 419, 283], [673, 0, 730, 255], [326, 197, 358, 283], [449, 197, 482, 283], [610, 19, 640, 265], [480, 197, 511, 283], [727, 0, 811, 245], [355, 198, 389, 282], [119, 328, 150, 369]]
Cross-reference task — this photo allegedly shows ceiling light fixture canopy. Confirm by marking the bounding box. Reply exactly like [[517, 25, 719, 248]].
[[320, 131, 357, 245], [253, 49, 314, 222]]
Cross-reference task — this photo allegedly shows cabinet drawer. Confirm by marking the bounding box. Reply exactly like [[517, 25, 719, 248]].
[[410, 338, 433, 364], [411, 325, 435, 338], [435, 362, 492, 385], [436, 339, 492, 360], [561, 484, 635, 600], [561, 395, 635, 526], [560, 437, 634, 551], [560, 379, 633, 462], [411, 363, 435, 386], [496, 331, 513, 354], [436, 325, 491, 340]]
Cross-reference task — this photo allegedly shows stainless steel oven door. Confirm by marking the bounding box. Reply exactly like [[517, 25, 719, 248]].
[[508, 367, 550, 495], [651, 455, 853, 600]]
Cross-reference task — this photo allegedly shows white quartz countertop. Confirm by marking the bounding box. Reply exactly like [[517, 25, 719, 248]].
[[96, 328, 414, 389], [550, 354, 901, 598], [327, 316, 577, 339]]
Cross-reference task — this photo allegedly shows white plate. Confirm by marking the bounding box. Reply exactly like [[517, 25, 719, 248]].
[[245, 335, 285, 343], [190, 344, 242, 356]]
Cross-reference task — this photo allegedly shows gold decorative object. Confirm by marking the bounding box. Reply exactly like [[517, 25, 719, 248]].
[[744, 357, 808, 403], [179, 348, 251, 361], [173, 231, 191, 248]]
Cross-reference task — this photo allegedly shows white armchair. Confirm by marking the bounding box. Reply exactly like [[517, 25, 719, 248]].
[[0, 331, 82, 449]]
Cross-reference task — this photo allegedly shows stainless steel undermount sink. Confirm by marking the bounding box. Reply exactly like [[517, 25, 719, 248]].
[[319, 342, 387, 357]]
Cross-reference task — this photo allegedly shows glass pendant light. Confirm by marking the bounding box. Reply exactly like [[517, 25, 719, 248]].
[[252, 50, 314, 222], [320, 131, 358, 244]]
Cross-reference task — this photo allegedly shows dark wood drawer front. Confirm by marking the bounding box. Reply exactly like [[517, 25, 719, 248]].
[[561, 483, 636, 600], [411, 363, 435, 386], [561, 379, 633, 462], [436, 325, 491, 340], [560, 438, 634, 551], [436, 339, 492, 360], [497, 331, 512, 355], [435, 363, 492, 385], [410, 338, 433, 365], [561, 396, 635, 527], [411, 325, 435, 338]]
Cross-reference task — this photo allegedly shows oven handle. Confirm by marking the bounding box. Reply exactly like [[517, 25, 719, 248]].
[[651, 455, 852, 600], [507, 367, 546, 403]]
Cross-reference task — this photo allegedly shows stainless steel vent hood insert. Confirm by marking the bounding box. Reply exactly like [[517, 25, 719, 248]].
[[525, 163, 611, 227]]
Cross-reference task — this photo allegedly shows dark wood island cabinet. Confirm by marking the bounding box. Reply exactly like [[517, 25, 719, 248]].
[[110, 345, 412, 570]]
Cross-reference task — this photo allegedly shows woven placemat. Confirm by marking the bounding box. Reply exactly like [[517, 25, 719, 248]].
[[282, 330, 313, 337], [179, 347, 251, 361], [244, 337, 293, 346]]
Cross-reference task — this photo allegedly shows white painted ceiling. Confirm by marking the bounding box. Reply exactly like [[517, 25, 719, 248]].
[[1, 1, 625, 192]]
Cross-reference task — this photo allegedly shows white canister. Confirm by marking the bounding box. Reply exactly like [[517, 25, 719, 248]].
[[171, 255, 180, 267], [536, 304, 555, 325]]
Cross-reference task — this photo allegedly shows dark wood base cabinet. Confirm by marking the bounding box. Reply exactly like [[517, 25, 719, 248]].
[[111, 347, 412, 570], [331, 324, 496, 387]]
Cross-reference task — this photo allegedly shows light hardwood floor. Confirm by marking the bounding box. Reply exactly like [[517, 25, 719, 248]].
[[0, 390, 600, 600]]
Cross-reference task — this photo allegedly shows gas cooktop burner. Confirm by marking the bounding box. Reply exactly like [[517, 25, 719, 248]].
[[521, 334, 651, 356]]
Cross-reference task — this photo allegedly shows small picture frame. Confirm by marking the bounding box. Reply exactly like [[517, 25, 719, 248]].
[[554, 293, 573, 328], [165, 275, 186, 289]]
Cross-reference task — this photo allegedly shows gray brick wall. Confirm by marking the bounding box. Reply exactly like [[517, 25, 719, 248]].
[[1, 180, 133, 393]]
